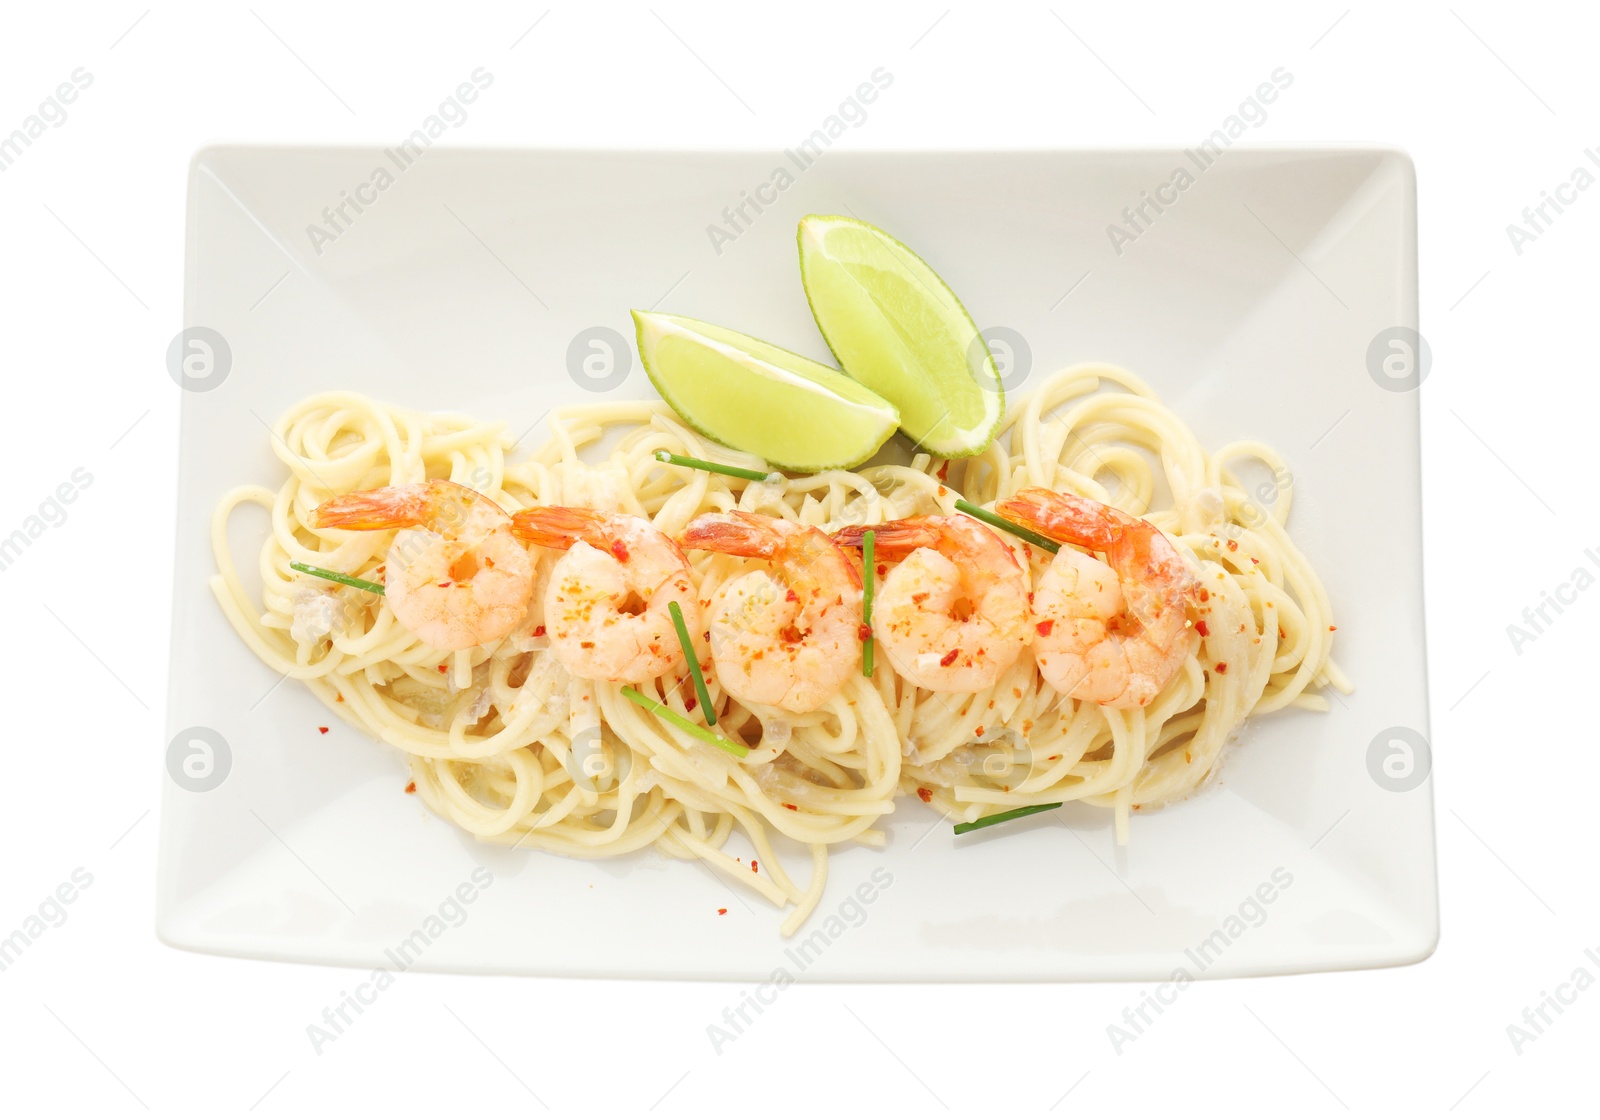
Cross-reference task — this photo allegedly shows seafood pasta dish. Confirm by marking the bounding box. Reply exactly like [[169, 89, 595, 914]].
[[211, 363, 1347, 934]]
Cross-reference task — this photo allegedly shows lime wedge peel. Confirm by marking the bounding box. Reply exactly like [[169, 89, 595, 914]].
[[798, 214, 1003, 459], [632, 310, 901, 473]]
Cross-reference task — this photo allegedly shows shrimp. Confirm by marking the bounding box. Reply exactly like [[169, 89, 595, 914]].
[[511, 507, 701, 683], [313, 479, 534, 651], [995, 487, 1196, 709], [681, 511, 861, 713], [834, 516, 1029, 693]]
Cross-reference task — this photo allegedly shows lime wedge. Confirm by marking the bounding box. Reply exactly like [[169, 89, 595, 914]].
[[798, 214, 1002, 458], [632, 310, 900, 472]]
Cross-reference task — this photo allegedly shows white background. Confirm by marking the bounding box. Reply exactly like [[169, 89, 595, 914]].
[[0, 1, 1592, 1116]]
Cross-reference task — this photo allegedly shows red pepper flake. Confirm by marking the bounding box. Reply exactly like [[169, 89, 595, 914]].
[[786, 588, 799, 602], [936, 460, 950, 481], [973, 725, 985, 737], [751, 860, 759, 872], [858, 624, 872, 642], [685, 692, 698, 712], [1194, 620, 1210, 637], [876, 563, 887, 577], [610, 539, 629, 562], [940, 648, 960, 667], [1250, 557, 1259, 565], [1197, 588, 1210, 602], [782, 802, 798, 811], [1035, 619, 1054, 637], [403, 781, 417, 794], [437, 664, 448, 673], [937, 485, 947, 497], [335, 693, 345, 703], [1329, 625, 1338, 632], [437, 581, 452, 588], [1215, 662, 1228, 674], [317, 726, 329, 735], [717, 908, 727, 916], [580, 640, 594, 649], [532, 625, 547, 638], [1225, 539, 1238, 552], [916, 788, 933, 803]]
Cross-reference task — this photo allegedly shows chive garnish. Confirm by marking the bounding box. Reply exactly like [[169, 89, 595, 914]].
[[668, 600, 715, 727], [289, 561, 386, 595], [654, 449, 774, 483], [622, 686, 747, 758], [861, 529, 875, 678], [953, 802, 1064, 835], [953, 499, 1061, 554]]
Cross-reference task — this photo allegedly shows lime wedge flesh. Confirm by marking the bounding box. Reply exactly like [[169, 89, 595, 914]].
[[798, 214, 1002, 458], [633, 310, 900, 472]]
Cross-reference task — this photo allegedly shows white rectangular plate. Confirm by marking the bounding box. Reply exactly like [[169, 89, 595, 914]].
[[158, 146, 1436, 980]]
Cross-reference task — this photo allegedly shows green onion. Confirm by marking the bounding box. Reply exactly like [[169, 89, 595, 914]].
[[668, 600, 715, 727], [622, 686, 747, 758], [861, 529, 875, 678], [953, 499, 1061, 554], [654, 449, 774, 483], [289, 561, 386, 595], [953, 802, 1064, 835]]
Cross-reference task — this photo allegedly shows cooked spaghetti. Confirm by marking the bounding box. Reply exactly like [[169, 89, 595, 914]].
[[210, 363, 1348, 934]]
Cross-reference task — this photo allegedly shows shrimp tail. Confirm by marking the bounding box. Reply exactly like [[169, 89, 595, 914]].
[[315, 485, 433, 530], [832, 517, 946, 560], [511, 506, 607, 550], [995, 488, 1124, 549], [680, 511, 779, 559], [318, 480, 505, 532]]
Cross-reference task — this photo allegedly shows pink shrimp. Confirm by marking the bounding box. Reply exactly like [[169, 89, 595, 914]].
[[313, 479, 534, 651], [681, 511, 861, 713], [995, 487, 1196, 709], [834, 516, 1029, 693], [511, 507, 701, 683]]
